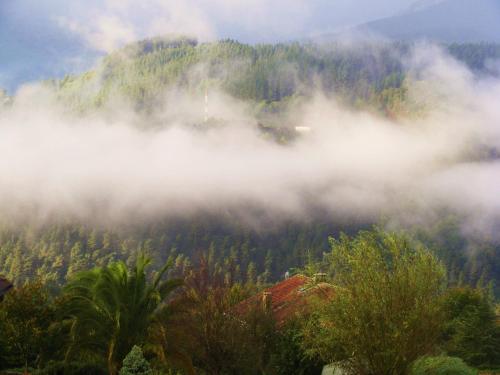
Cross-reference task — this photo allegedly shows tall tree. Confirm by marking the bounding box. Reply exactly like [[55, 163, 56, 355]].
[[303, 228, 447, 374], [0, 281, 54, 371], [63, 255, 182, 375], [442, 287, 500, 369], [171, 256, 275, 375]]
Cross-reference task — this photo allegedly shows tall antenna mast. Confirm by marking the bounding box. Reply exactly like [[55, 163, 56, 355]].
[[204, 87, 209, 123]]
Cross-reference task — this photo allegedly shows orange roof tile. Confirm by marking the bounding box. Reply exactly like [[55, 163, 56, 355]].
[[236, 274, 334, 326]]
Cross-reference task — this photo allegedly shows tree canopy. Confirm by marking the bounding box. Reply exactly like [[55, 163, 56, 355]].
[[303, 229, 447, 374]]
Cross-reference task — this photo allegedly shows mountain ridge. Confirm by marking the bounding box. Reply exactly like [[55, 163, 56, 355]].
[[354, 0, 500, 42]]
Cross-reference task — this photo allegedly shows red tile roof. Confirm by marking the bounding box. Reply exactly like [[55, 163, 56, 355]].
[[236, 274, 334, 326]]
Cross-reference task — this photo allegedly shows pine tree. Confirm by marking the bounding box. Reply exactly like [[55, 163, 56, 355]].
[[246, 261, 256, 285], [67, 241, 87, 280]]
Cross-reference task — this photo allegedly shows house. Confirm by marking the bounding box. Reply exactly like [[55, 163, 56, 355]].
[[0, 276, 13, 302], [235, 274, 335, 326]]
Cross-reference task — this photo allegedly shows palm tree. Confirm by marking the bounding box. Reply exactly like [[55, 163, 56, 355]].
[[63, 255, 182, 375]]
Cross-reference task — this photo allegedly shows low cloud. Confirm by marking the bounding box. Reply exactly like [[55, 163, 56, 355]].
[[56, 0, 217, 52], [0, 45, 499, 237], [40, 0, 416, 51], [52, 0, 316, 52]]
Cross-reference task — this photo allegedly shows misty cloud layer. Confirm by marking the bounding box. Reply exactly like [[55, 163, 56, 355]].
[[0, 45, 499, 235], [1, 0, 416, 54]]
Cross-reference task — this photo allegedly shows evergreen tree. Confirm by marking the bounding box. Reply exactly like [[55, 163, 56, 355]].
[[119, 346, 153, 375], [442, 287, 500, 368]]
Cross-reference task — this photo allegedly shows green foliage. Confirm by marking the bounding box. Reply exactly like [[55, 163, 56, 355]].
[[442, 287, 500, 369], [415, 216, 500, 298], [410, 356, 477, 375], [0, 227, 497, 374], [303, 228, 447, 374], [120, 346, 153, 375], [62, 255, 182, 375], [0, 281, 55, 370], [269, 319, 324, 375], [52, 38, 500, 124], [0, 219, 336, 287], [1, 215, 497, 300], [55, 38, 411, 117], [170, 258, 277, 375]]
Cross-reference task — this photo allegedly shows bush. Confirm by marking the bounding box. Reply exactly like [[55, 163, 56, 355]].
[[442, 287, 500, 369], [0, 281, 55, 370], [411, 356, 477, 375], [119, 346, 153, 375], [269, 319, 324, 375], [302, 229, 447, 374]]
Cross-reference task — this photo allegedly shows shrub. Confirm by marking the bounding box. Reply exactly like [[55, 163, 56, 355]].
[[119, 346, 153, 375], [302, 229, 447, 374], [411, 356, 477, 375], [442, 287, 500, 369], [269, 319, 324, 375], [0, 281, 55, 370]]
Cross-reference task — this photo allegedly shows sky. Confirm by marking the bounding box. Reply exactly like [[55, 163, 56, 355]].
[[0, 0, 416, 91]]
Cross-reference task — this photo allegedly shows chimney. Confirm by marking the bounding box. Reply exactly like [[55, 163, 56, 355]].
[[262, 291, 272, 311]]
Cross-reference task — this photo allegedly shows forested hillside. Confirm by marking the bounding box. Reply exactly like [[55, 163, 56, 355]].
[[1, 215, 498, 297], [52, 38, 404, 121], [1, 38, 499, 295], [51, 38, 500, 121], [1, 227, 499, 374]]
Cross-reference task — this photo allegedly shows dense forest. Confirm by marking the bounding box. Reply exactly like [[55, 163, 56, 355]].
[[1, 228, 499, 374], [2, 38, 498, 292], [0, 215, 498, 298], [49, 39, 500, 122], [1, 38, 499, 374]]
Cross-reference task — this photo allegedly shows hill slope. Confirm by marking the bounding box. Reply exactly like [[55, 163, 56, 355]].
[[53, 38, 500, 124]]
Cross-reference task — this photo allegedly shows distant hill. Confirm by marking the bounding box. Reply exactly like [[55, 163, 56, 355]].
[[353, 0, 500, 42], [54, 38, 409, 116], [49, 38, 500, 127], [400, 0, 446, 14]]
